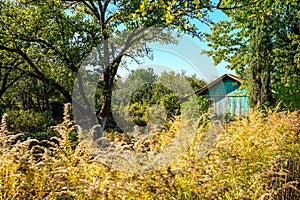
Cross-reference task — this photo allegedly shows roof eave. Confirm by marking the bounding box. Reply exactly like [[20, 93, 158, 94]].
[[195, 74, 243, 95]]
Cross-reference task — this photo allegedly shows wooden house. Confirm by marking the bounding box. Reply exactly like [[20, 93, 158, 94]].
[[196, 74, 249, 116]]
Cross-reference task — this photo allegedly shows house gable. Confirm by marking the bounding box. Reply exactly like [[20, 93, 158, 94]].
[[196, 74, 248, 116]]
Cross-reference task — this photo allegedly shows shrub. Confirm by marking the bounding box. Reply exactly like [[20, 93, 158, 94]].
[[128, 102, 150, 126], [5, 108, 51, 133]]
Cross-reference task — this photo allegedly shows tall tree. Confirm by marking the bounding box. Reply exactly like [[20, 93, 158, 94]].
[[0, 0, 99, 104], [203, 0, 300, 110], [1, 0, 250, 137], [63, 0, 219, 135], [248, 21, 273, 107]]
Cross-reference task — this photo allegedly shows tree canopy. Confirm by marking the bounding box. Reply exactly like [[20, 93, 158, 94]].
[[3, 0, 297, 136], [204, 0, 300, 110], [111, 68, 207, 131]]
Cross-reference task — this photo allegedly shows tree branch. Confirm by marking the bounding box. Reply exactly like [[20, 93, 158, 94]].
[[0, 44, 72, 102]]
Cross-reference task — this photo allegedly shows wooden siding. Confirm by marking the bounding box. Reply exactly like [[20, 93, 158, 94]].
[[198, 75, 249, 116]]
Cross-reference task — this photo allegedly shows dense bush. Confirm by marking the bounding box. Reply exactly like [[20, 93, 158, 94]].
[[5, 108, 51, 133], [110, 69, 207, 131], [0, 105, 299, 199]]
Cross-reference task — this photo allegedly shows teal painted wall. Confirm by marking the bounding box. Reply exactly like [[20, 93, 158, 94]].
[[200, 77, 249, 116]]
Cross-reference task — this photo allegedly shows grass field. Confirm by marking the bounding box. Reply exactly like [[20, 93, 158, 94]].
[[0, 105, 299, 199]]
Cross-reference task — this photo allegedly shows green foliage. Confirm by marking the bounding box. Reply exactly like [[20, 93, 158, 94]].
[[181, 95, 209, 119], [1, 1, 300, 198], [186, 75, 206, 91], [113, 69, 207, 130], [20, 129, 58, 141], [160, 93, 180, 119], [128, 102, 150, 126], [130, 83, 172, 105], [248, 22, 273, 107], [127, 92, 180, 128], [0, 0, 215, 133], [0, 0, 102, 137], [204, 0, 300, 111], [129, 83, 180, 123], [5, 109, 51, 133]]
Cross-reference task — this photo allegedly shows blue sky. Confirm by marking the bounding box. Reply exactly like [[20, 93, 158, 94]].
[[118, 9, 234, 82]]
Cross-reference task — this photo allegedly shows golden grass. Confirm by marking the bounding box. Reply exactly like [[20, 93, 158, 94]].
[[0, 105, 299, 199]]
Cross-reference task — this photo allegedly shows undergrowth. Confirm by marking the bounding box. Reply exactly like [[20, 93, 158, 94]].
[[0, 104, 299, 199]]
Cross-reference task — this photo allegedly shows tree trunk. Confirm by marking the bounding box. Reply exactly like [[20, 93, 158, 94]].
[[95, 56, 122, 139]]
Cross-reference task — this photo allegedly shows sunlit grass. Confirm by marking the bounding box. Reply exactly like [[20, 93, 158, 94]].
[[0, 105, 299, 199]]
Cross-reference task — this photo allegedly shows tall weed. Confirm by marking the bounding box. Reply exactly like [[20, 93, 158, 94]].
[[0, 106, 299, 199]]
